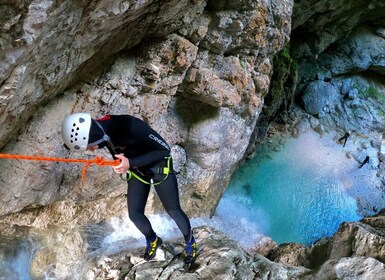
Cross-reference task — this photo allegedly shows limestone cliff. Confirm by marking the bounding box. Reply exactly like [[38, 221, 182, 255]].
[[11, 218, 385, 280], [0, 0, 292, 226], [1, 0, 385, 279], [290, 0, 385, 199]]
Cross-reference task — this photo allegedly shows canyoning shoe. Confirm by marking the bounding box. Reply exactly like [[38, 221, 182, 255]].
[[144, 236, 163, 261], [184, 236, 197, 264]]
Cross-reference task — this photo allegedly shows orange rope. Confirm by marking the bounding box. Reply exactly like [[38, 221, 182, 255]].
[[0, 153, 120, 181]]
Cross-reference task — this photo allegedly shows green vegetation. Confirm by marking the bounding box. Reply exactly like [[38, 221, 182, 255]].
[[354, 82, 385, 118], [265, 45, 298, 120], [367, 86, 380, 99], [357, 85, 385, 103]]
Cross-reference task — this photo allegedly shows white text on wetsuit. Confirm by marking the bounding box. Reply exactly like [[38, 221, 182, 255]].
[[149, 134, 169, 150]]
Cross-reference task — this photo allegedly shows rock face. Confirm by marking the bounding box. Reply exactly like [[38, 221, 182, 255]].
[[0, 0, 293, 224], [16, 217, 385, 280], [2, 0, 385, 279], [268, 211, 385, 280], [81, 226, 311, 280], [298, 25, 385, 135], [291, 0, 385, 137], [290, 0, 385, 195], [291, 0, 385, 58]]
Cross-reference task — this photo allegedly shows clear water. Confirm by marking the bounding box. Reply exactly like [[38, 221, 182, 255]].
[[217, 130, 362, 245]]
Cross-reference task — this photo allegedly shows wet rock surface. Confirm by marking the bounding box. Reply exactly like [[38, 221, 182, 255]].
[[37, 218, 385, 280]]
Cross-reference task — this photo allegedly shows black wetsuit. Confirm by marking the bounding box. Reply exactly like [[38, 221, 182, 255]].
[[339, 132, 350, 148], [359, 156, 370, 169], [93, 115, 192, 242]]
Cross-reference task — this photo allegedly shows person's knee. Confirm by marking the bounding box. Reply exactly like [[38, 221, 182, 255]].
[[128, 211, 144, 224]]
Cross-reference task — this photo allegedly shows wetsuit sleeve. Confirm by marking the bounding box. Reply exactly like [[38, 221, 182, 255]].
[[128, 120, 170, 169]]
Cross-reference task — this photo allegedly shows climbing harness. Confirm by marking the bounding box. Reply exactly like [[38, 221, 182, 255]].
[[0, 153, 120, 181], [120, 156, 172, 186]]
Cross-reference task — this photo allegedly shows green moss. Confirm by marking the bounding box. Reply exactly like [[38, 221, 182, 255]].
[[357, 85, 385, 103], [368, 86, 379, 98], [239, 57, 246, 69], [280, 47, 291, 60], [264, 45, 298, 120], [352, 82, 385, 118], [272, 47, 293, 98]]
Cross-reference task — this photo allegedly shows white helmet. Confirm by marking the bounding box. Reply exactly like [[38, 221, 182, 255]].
[[61, 113, 91, 152]]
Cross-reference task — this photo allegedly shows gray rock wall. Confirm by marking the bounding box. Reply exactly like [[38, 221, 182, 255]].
[[291, 0, 385, 58], [0, 0, 293, 228], [297, 25, 385, 135], [2, 0, 385, 279], [292, 2, 385, 136]]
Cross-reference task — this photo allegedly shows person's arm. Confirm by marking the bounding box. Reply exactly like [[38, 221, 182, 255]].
[[113, 154, 130, 174]]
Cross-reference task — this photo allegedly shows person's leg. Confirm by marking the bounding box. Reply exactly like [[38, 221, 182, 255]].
[[343, 137, 348, 147], [154, 173, 192, 242], [155, 173, 197, 264], [127, 177, 162, 260], [127, 178, 155, 240]]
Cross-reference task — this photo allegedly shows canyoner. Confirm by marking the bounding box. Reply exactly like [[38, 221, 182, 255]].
[[61, 112, 198, 264]]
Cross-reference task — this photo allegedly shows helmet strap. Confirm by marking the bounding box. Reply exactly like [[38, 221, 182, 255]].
[[87, 120, 115, 150]]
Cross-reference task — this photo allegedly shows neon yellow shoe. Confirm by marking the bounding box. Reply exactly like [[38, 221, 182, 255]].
[[184, 236, 197, 264], [144, 236, 163, 261]]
